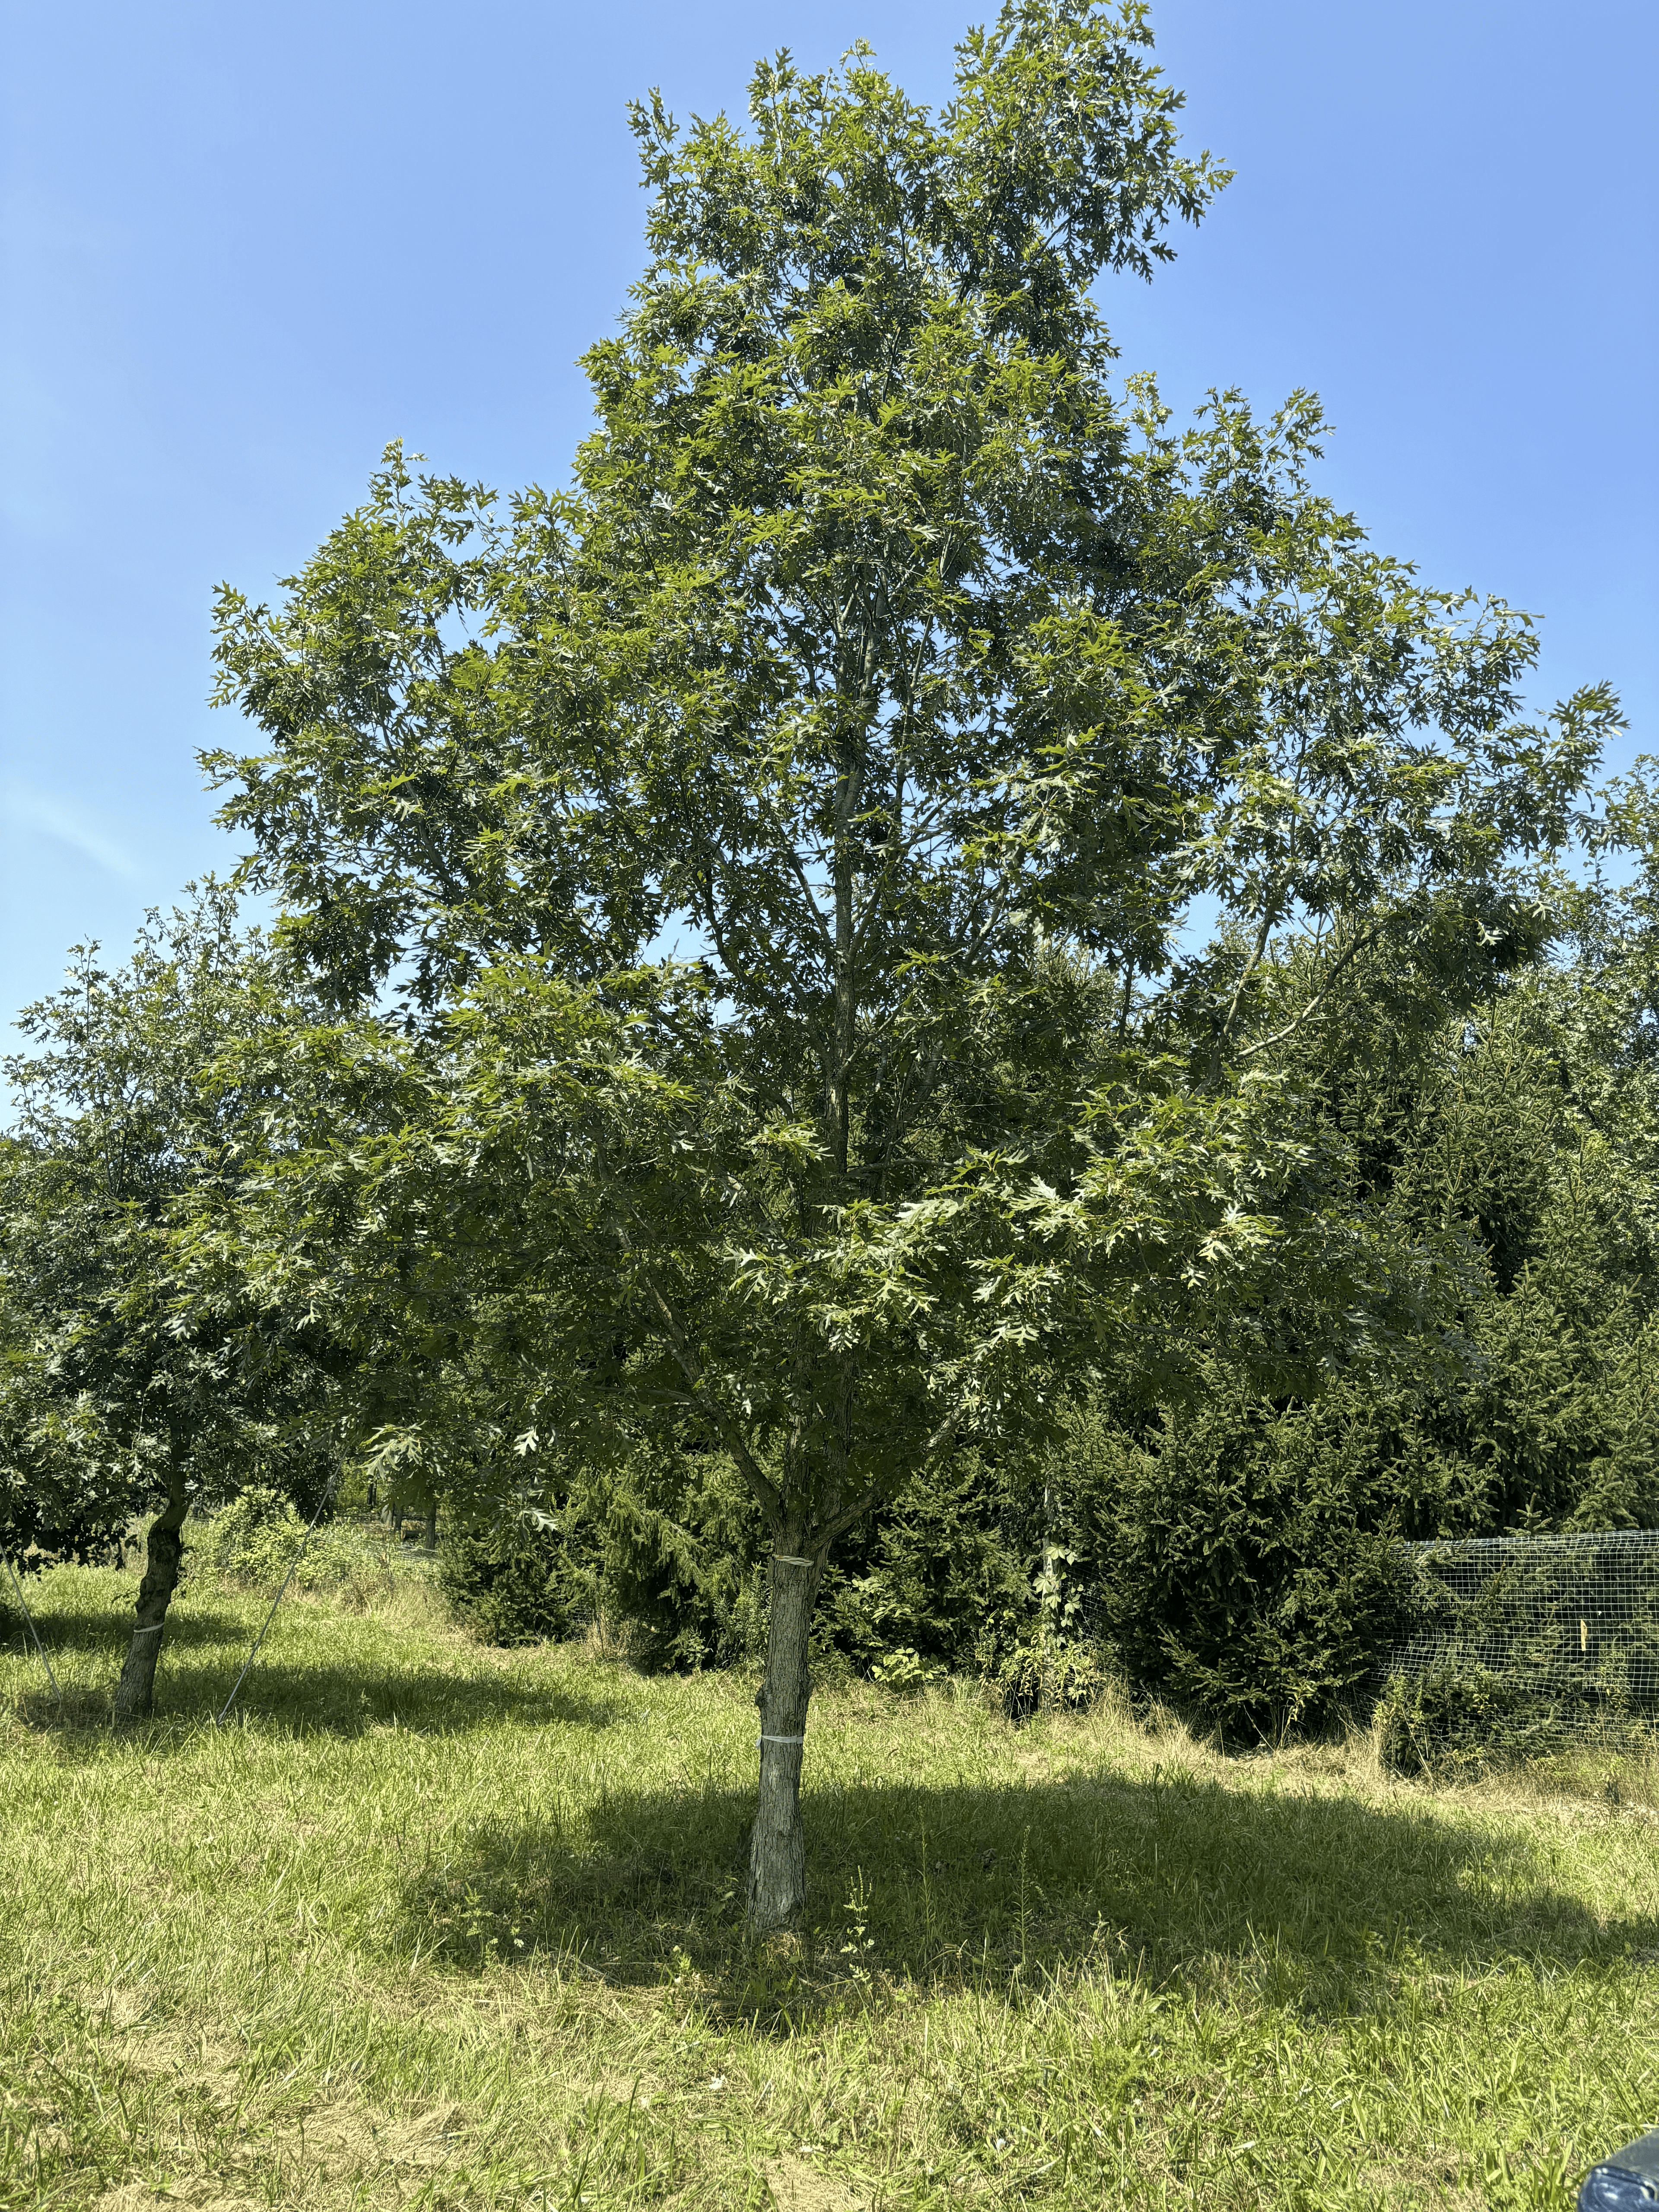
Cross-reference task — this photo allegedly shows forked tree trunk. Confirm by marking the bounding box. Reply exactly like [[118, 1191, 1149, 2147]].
[[748, 1551, 821, 1930], [111, 1476, 188, 1726]]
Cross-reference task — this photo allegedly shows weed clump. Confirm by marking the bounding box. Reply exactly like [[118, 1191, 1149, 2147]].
[[191, 1487, 407, 1605], [990, 1634, 1109, 1723], [1376, 1660, 1659, 1780]]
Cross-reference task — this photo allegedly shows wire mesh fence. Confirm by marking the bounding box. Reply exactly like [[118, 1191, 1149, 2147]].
[[1377, 1529, 1659, 1761]]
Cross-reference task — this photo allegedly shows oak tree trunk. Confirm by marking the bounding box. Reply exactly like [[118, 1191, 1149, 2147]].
[[748, 1551, 820, 1930], [111, 1476, 188, 1726]]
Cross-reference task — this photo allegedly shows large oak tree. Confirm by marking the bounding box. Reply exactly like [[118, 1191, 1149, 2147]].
[[203, 1, 1613, 1922]]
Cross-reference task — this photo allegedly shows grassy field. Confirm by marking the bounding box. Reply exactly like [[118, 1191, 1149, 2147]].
[[2, 1563, 1657, 2210]]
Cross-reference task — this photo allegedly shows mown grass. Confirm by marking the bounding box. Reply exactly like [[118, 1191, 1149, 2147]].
[[3, 1563, 1657, 2209]]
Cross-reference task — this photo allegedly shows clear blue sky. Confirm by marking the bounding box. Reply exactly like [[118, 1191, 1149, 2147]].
[[3, 0, 1654, 1032]]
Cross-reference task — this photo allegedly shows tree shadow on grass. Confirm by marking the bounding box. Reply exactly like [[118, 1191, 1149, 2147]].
[[3, 1595, 254, 1655], [398, 1765, 1655, 2029], [4, 1592, 627, 1743], [149, 1646, 618, 1738]]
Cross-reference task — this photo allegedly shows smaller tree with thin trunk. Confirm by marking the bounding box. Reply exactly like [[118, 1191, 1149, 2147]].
[[0, 888, 341, 1723], [203, 2, 1612, 1921]]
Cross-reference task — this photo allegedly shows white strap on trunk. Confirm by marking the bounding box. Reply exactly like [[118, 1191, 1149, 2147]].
[[757, 1735, 805, 1745], [130, 1624, 164, 1637]]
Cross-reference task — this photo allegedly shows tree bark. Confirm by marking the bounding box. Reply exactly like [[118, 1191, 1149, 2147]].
[[423, 1496, 438, 1551], [112, 1474, 188, 1726], [748, 1551, 820, 1930]]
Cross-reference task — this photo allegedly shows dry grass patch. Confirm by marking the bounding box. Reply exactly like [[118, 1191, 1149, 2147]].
[[761, 2151, 867, 2209]]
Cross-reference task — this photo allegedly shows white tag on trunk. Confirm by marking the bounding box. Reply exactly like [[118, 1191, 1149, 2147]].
[[757, 1735, 805, 1745], [775, 1555, 814, 1567]]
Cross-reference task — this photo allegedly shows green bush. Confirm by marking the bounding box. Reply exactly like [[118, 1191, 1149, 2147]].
[[591, 1448, 767, 1669], [595, 1438, 1062, 1681], [868, 1646, 945, 1696], [1073, 1387, 1415, 1739], [819, 1446, 1042, 1681], [1376, 1539, 1659, 1773], [432, 1443, 1050, 1675], [437, 1450, 768, 1664], [990, 1631, 1109, 1720], [438, 1511, 586, 1646]]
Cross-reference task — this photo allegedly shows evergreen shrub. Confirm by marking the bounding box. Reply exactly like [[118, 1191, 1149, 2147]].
[[436, 1450, 766, 1660], [1376, 1536, 1659, 1773], [592, 1448, 766, 1669], [432, 1443, 1049, 1674], [438, 1512, 583, 1646], [1073, 1387, 1415, 1738], [818, 1446, 1040, 1680]]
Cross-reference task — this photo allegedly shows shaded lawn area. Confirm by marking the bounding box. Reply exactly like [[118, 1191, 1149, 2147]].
[[1, 1564, 1655, 2209]]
